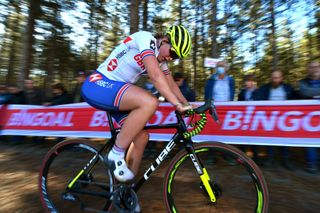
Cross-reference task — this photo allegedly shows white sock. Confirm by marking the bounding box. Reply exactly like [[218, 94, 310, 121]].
[[108, 144, 125, 161]]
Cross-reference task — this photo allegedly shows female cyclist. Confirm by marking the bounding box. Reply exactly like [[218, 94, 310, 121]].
[[81, 25, 193, 183]]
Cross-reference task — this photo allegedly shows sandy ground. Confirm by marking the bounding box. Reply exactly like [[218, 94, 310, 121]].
[[0, 138, 319, 213]]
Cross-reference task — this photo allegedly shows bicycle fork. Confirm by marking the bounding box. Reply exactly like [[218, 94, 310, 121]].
[[188, 148, 217, 203]]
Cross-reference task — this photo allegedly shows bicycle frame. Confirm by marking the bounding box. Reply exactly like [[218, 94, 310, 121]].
[[132, 111, 208, 193], [67, 110, 216, 202]]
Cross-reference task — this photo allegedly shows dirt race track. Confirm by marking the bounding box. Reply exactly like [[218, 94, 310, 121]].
[[0, 138, 319, 213]]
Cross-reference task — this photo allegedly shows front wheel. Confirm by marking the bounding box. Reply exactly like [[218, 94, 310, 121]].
[[163, 142, 269, 213], [39, 139, 115, 212]]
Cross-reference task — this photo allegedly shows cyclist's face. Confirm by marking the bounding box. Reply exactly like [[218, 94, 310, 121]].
[[158, 39, 174, 62]]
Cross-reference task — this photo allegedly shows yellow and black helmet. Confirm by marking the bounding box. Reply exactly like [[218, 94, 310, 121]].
[[166, 25, 192, 59]]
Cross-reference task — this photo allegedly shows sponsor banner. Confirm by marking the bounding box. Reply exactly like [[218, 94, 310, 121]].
[[204, 57, 221, 68], [0, 104, 8, 130], [0, 101, 319, 147]]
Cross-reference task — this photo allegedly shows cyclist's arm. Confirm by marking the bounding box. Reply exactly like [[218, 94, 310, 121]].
[[165, 73, 189, 105], [143, 56, 180, 105]]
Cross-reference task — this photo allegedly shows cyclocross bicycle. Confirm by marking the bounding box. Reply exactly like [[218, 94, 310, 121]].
[[39, 100, 269, 213]]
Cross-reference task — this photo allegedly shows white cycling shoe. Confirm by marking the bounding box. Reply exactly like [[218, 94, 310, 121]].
[[105, 157, 135, 182]]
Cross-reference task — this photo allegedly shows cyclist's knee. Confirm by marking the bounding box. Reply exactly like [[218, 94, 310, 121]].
[[141, 95, 158, 113]]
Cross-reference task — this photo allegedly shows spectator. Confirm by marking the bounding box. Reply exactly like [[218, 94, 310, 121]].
[[173, 72, 195, 102], [238, 74, 259, 163], [204, 61, 235, 165], [7, 85, 26, 104], [253, 70, 297, 101], [23, 79, 45, 142], [299, 61, 320, 99], [0, 85, 9, 142], [44, 82, 71, 106], [204, 61, 235, 101], [72, 71, 87, 103], [43, 82, 71, 143], [238, 74, 257, 101], [0, 85, 10, 104], [253, 70, 297, 170], [298, 61, 320, 174], [24, 79, 43, 105], [5, 85, 26, 143]]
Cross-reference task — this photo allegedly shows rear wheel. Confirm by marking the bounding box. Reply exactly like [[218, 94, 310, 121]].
[[163, 142, 269, 213], [39, 139, 115, 212]]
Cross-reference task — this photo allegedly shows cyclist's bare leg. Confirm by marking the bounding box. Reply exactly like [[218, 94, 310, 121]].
[[107, 86, 157, 181], [116, 85, 158, 150], [126, 130, 149, 174]]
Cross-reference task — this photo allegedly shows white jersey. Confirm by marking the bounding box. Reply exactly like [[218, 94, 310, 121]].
[[97, 31, 170, 84]]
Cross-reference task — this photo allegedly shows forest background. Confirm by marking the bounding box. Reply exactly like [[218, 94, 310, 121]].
[[0, 0, 319, 100]]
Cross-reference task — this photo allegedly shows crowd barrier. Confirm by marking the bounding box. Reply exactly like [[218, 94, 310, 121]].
[[0, 100, 319, 147]]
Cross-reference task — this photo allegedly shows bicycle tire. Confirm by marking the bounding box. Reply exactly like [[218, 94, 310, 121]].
[[163, 142, 269, 213], [39, 139, 115, 212]]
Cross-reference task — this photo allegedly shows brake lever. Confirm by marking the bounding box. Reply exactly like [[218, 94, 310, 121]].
[[210, 100, 220, 125]]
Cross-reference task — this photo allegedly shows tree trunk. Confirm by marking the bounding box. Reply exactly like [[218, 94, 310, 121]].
[[210, 0, 218, 75], [200, 0, 207, 100], [130, 0, 140, 34], [18, 0, 41, 88], [193, 0, 200, 94], [316, 10, 320, 59], [6, 3, 21, 86], [270, 0, 278, 71], [142, 0, 148, 30]]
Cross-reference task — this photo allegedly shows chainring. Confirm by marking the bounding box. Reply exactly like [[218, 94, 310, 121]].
[[112, 184, 138, 213]]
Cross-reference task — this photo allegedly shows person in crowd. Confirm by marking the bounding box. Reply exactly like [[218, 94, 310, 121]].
[[238, 74, 259, 162], [44, 82, 71, 106], [299, 61, 320, 99], [173, 72, 195, 102], [204, 61, 235, 165], [253, 70, 297, 170], [204, 61, 235, 102], [0, 85, 10, 104], [5, 85, 26, 142], [238, 74, 257, 101], [7, 85, 26, 104], [24, 79, 43, 105], [0, 85, 10, 142], [72, 71, 87, 103], [43, 82, 71, 143], [23, 79, 45, 142], [298, 61, 320, 174]]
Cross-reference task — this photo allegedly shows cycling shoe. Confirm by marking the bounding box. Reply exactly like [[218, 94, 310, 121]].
[[105, 157, 135, 182]]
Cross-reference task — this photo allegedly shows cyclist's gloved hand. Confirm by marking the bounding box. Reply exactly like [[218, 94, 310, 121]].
[[175, 102, 193, 113]]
